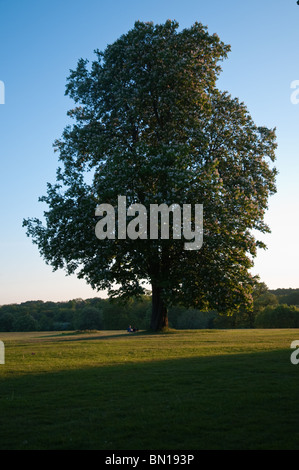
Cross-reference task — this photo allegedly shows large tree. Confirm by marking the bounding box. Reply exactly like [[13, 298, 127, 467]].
[[23, 20, 277, 331]]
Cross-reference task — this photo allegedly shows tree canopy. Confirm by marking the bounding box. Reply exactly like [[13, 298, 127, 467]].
[[23, 20, 277, 330]]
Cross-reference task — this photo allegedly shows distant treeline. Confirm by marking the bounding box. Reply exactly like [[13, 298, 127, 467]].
[[0, 287, 299, 332]]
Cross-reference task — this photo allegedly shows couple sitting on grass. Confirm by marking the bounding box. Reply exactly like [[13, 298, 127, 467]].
[[127, 325, 139, 333]]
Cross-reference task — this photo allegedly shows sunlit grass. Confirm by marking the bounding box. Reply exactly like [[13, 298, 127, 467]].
[[0, 329, 298, 449]]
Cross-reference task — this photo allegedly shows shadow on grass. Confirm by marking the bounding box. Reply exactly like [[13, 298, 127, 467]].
[[39, 330, 142, 342], [40, 328, 222, 343], [0, 348, 298, 450], [40, 329, 180, 342]]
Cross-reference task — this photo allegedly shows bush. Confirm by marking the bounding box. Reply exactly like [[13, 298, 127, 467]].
[[176, 309, 217, 329], [255, 304, 299, 328], [0, 313, 14, 332], [13, 314, 38, 332], [74, 307, 104, 330]]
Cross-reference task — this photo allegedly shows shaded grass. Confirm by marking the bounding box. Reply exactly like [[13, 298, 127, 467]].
[[0, 329, 298, 449]]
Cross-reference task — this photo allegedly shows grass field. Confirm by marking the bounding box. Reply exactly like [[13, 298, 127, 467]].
[[0, 328, 298, 450]]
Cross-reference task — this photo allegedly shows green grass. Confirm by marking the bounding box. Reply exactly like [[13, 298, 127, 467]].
[[0, 329, 299, 449]]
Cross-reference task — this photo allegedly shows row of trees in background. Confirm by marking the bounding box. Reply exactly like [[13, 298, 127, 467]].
[[0, 285, 299, 332]]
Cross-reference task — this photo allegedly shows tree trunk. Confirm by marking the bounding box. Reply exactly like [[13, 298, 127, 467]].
[[150, 284, 168, 331]]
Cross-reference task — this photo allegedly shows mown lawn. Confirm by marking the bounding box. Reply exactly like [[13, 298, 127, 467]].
[[0, 329, 298, 450]]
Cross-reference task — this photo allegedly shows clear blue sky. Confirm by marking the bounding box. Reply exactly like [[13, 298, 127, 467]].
[[0, 0, 298, 305]]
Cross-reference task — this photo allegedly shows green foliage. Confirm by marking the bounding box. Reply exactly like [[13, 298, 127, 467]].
[[2, 285, 299, 331], [73, 306, 104, 330], [269, 288, 299, 307], [0, 313, 14, 331], [23, 20, 277, 330], [12, 314, 38, 332], [254, 292, 278, 311], [255, 304, 299, 328], [167, 305, 217, 329], [0, 296, 152, 332], [177, 309, 217, 329]]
